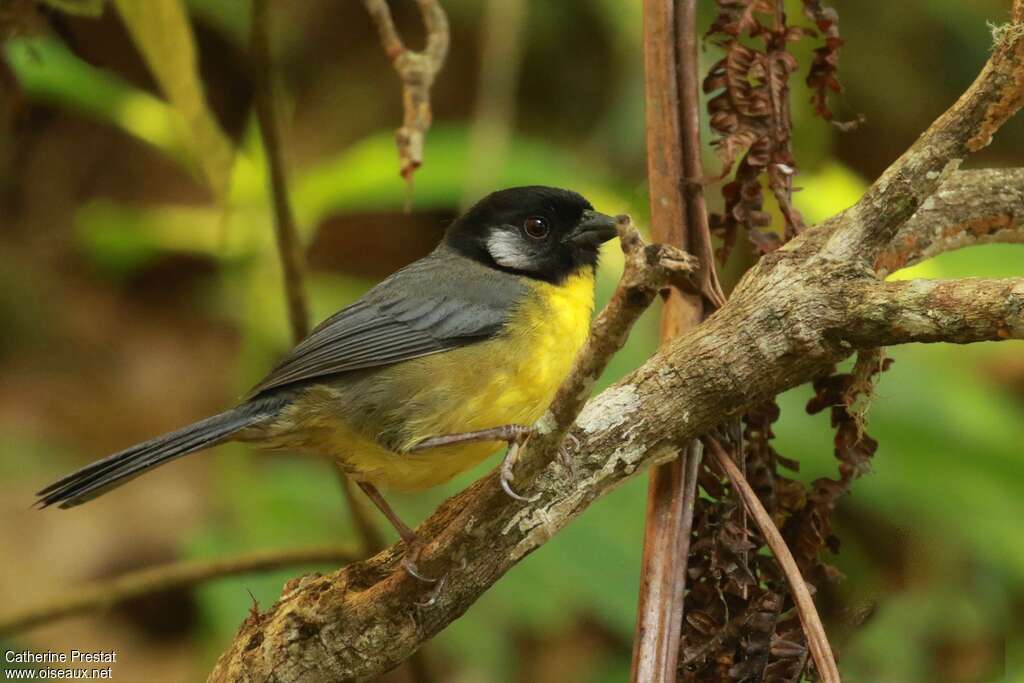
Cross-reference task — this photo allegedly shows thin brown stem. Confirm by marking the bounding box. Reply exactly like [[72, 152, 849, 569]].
[[705, 437, 841, 683], [633, 1, 720, 680], [676, 0, 725, 309], [0, 546, 359, 635], [251, 0, 310, 343], [635, 8, 694, 678], [251, 0, 386, 578]]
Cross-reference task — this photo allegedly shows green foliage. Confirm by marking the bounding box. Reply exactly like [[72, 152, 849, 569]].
[[4, 36, 187, 159], [38, 0, 104, 17], [112, 0, 234, 201]]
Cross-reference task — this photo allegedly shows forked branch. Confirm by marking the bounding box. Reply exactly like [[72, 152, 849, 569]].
[[877, 168, 1024, 275], [822, 5, 1024, 261], [363, 0, 450, 185]]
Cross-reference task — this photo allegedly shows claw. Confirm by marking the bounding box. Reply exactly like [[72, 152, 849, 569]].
[[401, 543, 438, 584], [415, 571, 449, 608], [500, 439, 541, 503], [501, 472, 541, 503]]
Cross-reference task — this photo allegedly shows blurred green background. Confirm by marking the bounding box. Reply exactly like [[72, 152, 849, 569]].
[[0, 1, 1022, 681]]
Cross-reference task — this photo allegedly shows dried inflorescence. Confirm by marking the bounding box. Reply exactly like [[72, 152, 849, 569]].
[[680, 351, 892, 682], [681, 401, 807, 682], [681, 6, 863, 677], [704, 0, 849, 261], [793, 351, 894, 574]]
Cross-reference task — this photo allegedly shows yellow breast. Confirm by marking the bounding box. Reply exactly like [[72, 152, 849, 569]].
[[298, 268, 597, 491]]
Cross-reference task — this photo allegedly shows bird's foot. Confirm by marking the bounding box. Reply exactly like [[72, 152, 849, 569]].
[[410, 425, 540, 503], [499, 429, 541, 503], [401, 537, 440, 584]]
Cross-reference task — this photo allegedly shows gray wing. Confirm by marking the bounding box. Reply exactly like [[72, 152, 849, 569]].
[[246, 246, 524, 398]]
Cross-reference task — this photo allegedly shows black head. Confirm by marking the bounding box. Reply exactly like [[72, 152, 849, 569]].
[[444, 186, 618, 283]]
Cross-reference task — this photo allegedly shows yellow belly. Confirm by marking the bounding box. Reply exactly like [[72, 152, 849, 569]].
[[261, 268, 595, 491]]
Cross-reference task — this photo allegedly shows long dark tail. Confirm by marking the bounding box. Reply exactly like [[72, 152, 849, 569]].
[[36, 399, 281, 509]]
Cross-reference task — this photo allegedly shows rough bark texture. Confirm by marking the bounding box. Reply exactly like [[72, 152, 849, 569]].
[[848, 277, 1024, 346], [209, 9, 1024, 681], [878, 168, 1024, 275]]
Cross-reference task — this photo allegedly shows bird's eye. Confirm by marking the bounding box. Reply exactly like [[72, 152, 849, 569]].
[[523, 216, 550, 239]]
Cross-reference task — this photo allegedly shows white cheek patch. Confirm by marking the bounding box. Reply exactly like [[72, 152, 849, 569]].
[[486, 231, 534, 270]]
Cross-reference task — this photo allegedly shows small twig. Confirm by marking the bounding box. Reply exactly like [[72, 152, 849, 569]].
[[251, 0, 385, 575], [0, 546, 359, 635], [362, 0, 450, 198], [251, 0, 310, 343], [704, 437, 841, 683]]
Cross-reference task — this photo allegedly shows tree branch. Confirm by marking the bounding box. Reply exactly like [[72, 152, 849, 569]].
[[0, 546, 358, 636], [205, 165, 1024, 683], [846, 277, 1024, 346], [362, 0, 450, 188], [822, 5, 1024, 261], [876, 168, 1024, 276], [207, 221, 1023, 680]]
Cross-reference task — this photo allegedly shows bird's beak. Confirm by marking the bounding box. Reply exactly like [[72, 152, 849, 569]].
[[567, 210, 618, 247]]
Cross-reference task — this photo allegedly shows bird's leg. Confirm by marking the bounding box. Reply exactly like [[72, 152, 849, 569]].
[[409, 424, 532, 450], [409, 424, 542, 503], [355, 481, 435, 583]]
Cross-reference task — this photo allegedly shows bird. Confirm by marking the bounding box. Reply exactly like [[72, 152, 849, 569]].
[[36, 186, 618, 571]]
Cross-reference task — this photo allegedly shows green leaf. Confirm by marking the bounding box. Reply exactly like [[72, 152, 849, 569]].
[[5, 36, 188, 161], [112, 0, 234, 201], [39, 0, 105, 16]]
